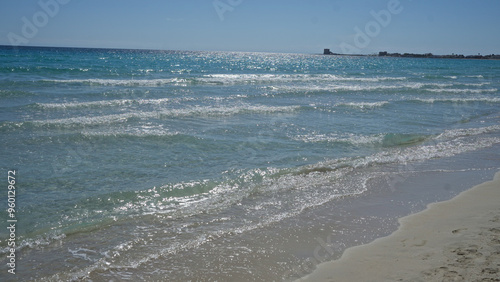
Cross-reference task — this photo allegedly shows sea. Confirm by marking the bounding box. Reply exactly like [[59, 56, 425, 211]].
[[1, 46, 499, 281]]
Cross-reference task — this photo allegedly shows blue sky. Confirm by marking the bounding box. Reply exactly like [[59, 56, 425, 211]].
[[1, 0, 499, 54]]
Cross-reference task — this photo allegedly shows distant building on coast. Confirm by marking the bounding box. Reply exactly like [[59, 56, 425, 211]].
[[323, 49, 342, 55]]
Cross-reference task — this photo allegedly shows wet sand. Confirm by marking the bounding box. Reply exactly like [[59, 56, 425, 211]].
[[298, 171, 500, 282]]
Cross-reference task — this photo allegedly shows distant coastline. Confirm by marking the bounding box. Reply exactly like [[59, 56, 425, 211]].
[[322, 48, 500, 60], [1, 45, 499, 60]]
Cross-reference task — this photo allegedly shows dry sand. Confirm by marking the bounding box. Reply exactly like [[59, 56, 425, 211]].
[[298, 171, 500, 282]]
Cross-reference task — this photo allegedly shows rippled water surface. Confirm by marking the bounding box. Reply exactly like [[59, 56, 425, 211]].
[[1, 46, 499, 281]]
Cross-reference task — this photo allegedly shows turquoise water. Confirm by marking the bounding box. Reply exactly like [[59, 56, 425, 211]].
[[1, 46, 499, 281]]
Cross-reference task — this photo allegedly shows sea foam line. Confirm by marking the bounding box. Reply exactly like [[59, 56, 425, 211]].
[[35, 95, 249, 110], [200, 74, 407, 83], [36, 98, 175, 109], [424, 88, 498, 94], [436, 124, 500, 140], [336, 101, 390, 109], [414, 97, 500, 104], [294, 125, 500, 147], [41, 74, 408, 87], [81, 126, 179, 138], [31, 105, 301, 126], [42, 78, 188, 86], [293, 133, 385, 145], [268, 82, 474, 93]]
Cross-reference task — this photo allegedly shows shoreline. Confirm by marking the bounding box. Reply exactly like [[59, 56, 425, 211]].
[[297, 170, 500, 282]]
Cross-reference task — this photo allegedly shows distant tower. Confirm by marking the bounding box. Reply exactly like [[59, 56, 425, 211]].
[[324, 49, 332, 55]]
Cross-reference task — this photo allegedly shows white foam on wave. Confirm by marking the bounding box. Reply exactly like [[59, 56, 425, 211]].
[[368, 136, 500, 166], [42, 76, 493, 94], [293, 132, 384, 145], [32, 104, 301, 126], [43, 78, 188, 86], [37, 98, 175, 109], [273, 84, 403, 92], [41, 75, 407, 87], [425, 88, 498, 94], [36, 94, 250, 110], [82, 125, 180, 138], [414, 97, 500, 104], [413, 82, 489, 87], [68, 247, 100, 262], [268, 82, 459, 93], [436, 124, 500, 140], [337, 101, 390, 109], [0, 232, 66, 255], [267, 80, 497, 93], [200, 74, 407, 84], [313, 133, 500, 173]]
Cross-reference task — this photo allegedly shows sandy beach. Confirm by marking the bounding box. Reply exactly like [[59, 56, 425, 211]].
[[298, 171, 500, 282]]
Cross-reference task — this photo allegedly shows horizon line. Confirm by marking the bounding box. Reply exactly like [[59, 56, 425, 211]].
[[0, 44, 311, 55], [1, 44, 499, 57]]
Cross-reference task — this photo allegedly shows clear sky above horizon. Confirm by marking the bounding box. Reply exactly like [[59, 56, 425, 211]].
[[1, 0, 499, 55]]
